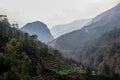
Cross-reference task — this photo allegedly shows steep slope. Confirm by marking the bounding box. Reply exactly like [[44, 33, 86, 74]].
[[0, 19, 81, 80], [51, 19, 91, 38], [0, 19, 80, 80], [0, 16, 114, 80], [49, 3, 120, 60], [77, 28, 120, 77], [21, 21, 54, 43]]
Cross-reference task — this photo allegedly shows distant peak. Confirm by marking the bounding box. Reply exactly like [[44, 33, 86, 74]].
[[26, 21, 47, 28], [32, 21, 44, 24], [29, 21, 46, 25]]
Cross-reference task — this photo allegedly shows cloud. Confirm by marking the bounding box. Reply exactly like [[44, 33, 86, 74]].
[[0, 0, 120, 28]]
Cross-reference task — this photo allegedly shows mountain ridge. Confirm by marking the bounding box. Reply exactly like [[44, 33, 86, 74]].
[[51, 19, 91, 38], [77, 28, 120, 77], [0, 19, 113, 80], [49, 3, 120, 60]]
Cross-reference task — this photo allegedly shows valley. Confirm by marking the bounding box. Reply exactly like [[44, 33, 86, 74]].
[[0, 2, 120, 80]]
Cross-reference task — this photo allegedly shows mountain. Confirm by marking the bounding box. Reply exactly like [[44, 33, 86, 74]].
[[0, 17, 112, 80], [21, 21, 54, 43], [49, 3, 120, 60], [51, 19, 91, 38], [77, 28, 120, 77], [0, 20, 78, 80]]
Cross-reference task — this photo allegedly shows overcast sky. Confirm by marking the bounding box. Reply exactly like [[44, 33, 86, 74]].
[[0, 0, 120, 28]]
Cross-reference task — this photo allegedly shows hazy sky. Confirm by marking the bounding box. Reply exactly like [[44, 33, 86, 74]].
[[0, 0, 120, 28]]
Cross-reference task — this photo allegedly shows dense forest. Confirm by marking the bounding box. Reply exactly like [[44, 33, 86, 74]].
[[0, 16, 119, 80]]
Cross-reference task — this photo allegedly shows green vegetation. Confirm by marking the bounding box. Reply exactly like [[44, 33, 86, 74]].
[[0, 15, 118, 80], [49, 63, 77, 75], [0, 38, 31, 80], [0, 16, 81, 80]]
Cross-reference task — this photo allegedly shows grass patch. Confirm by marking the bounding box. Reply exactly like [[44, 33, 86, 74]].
[[48, 63, 77, 75]]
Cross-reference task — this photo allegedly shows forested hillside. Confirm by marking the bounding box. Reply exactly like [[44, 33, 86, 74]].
[[0, 16, 79, 80], [0, 16, 118, 80], [77, 28, 120, 79]]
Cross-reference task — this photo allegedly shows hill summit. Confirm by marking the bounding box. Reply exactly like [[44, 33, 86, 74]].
[[21, 21, 54, 43]]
